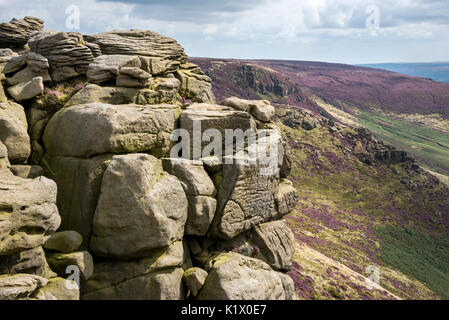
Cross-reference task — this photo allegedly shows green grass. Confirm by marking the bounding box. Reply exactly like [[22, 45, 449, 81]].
[[358, 111, 449, 176], [376, 226, 449, 299]]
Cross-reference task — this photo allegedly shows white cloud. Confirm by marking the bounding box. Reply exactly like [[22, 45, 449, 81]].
[[1, 0, 448, 63]]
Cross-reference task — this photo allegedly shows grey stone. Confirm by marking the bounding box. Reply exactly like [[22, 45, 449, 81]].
[[183, 267, 208, 296], [7, 76, 44, 102], [44, 231, 83, 253], [43, 103, 179, 158], [197, 252, 288, 300], [90, 154, 188, 259]]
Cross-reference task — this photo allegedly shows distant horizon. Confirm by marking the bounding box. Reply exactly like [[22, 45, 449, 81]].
[[190, 56, 449, 66]]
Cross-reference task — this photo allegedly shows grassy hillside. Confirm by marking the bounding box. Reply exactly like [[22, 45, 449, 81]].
[[358, 111, 449, 176], [276, 108, 449, 299]]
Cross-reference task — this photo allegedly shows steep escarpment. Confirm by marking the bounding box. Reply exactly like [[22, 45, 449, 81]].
[[0, 17, 297, 300], [192, 58, 449, 179]]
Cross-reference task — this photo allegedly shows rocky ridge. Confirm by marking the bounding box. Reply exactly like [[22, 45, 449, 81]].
[[0, 18, 297, 300]]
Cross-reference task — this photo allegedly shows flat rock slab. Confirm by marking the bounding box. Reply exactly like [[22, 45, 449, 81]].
[[43, 103, 179, 158]]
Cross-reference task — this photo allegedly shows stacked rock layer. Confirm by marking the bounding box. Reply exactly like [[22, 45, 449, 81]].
[[0, 17, 298, 300]]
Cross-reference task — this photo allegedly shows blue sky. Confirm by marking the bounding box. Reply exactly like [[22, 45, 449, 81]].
[[1, 0, 448, 64]]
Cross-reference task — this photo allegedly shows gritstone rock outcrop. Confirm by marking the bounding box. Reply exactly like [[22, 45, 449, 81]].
[[0, 16, 299, 300]]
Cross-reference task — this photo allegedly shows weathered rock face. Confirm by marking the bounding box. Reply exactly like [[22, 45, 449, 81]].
[[47, 251, 94, 282], [90, 154, 188, 259], [41, 154, 112, 243], [0, 17, 300, 301], [0, 141, 10, 168], [223, 97, 275, 122], [83, 241, 185, 300], [197, 252, 293, 300], [0, 101, 31, 163], [0, 17, 44, 48], [162, 158, 217, 236], [0, 246, 56, 279], [250, 220, 295, 271], [180, 103, 257, 159], [28, 31, 95, 82], [34, 277, 79, 300], [0, 274, 48, 300], [176, 63, 215, 104], [0, 169, 60, 255], [5, 53, 51, 85], [275, 179, 299, 216], [85, 30, 188, 73], [86, 55, 141, 84], [9, 165, 43, 179], [43, 103, 179, 158], [65, 84, 139, 107]]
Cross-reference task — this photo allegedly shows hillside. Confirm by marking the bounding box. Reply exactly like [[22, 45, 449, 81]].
[[191, 58, 449, 177], [274, 107, 449, 299]]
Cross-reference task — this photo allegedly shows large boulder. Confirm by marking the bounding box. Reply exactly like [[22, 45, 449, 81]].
[[65, 84, 139, 107], [83, 241, 185, 300], [41, 154, 112, 243], [197, 252, 292, 300], [86, 55, 141, 84], [0, 101, 31, 163], [179, 103, 257, 159], [250, 220, 295, 271], [90, 154, 188, 259], [0, 169, 60, 255], [28, 31, 95, 81], [0, 17, 44, 48], [85, 30, 187, 73], [43, 103, 179, 158], [7, 76, 44, 102], [44, 231, 83, 253], [83, 267, 185, 300], [0, 274, 48, 300]]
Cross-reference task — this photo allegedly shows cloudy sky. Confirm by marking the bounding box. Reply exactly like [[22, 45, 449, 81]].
[[1, 0, 448, 64]]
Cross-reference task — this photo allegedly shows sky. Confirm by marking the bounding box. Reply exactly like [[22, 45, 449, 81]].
[[1, 0, 448, 64]]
